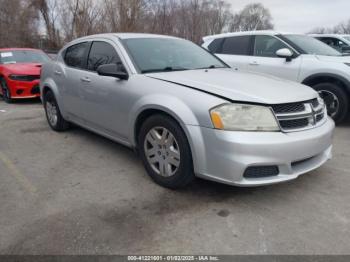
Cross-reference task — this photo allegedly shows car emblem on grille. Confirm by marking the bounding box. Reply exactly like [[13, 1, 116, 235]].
[[305, 103, 317, 125]]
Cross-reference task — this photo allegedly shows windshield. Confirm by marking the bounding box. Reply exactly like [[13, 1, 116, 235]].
[[0, 50, 50, 64], [284, 35, 342, 56], [122, 38, 227, 73], [344, 36, 350, 42]]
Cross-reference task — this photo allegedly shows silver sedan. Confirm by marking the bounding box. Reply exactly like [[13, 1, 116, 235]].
[[40, 33, 334, 188]]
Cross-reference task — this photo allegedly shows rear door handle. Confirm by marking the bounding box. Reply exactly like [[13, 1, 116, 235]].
[[54, 70, 62, 75], [80, 77, 91, 83]]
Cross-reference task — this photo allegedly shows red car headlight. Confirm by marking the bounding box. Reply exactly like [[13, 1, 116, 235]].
[[9, 75, 40, 82]]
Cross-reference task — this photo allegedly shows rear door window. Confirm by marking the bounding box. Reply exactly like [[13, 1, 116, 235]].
[[87, 41, 122, 71], [317, 37, 348, 52], [220, 36, 251, 55], [64, 42, 89, 69]]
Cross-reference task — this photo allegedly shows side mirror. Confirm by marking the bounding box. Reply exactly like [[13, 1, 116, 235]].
[[276, 48, 293, 61], [97, 63, 129, 80]]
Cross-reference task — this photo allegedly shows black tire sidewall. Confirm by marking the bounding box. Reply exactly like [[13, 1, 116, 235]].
[[44, 91, 69, 131], [1, 78, 12, 103], [138, 114, 194, 189], [313, 83, 349, 124]]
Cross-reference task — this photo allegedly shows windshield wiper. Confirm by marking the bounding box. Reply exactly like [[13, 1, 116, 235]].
[[141, 66, 189, 74], [194, 65, 227, 70]]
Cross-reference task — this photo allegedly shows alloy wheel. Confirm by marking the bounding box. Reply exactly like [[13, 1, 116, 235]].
[[46, 100, 58, 126], [318, 90, 339, 118], [144, 127, 181, 177]]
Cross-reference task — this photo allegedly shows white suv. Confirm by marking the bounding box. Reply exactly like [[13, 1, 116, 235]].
[[203, 31, 350, 123], [310, 34, 350, 54]]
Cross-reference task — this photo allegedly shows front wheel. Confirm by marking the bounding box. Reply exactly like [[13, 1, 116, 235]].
[[43, 90, 70, 131], [0, 78, 12, 103], [138, 114, 195, 189], [313, 83, 349, 124]]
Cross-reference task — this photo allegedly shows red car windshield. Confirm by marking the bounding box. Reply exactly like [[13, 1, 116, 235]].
[[0, 50, 50, 64]]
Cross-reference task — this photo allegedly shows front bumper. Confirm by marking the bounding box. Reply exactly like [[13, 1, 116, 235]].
[[7, 79, 40, 99], [187, 118, 334, 186]]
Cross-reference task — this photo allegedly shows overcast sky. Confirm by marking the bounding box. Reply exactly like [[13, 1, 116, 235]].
[[226, 0, 350, 33]]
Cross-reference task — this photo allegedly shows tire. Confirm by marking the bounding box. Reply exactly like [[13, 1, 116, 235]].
[[43, 90, 70, 132], [0, 78, 12, 103], [138, 114, 195, 189], [313, 82, 349, 124]]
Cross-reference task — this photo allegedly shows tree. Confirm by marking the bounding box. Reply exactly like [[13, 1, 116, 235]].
[[309, 27, 329, 34], [143, 0, 232, 43], [144, 0, 178, 35], [32, 0, 62, 49], [230, 3, 274, 32], [309, 19, 350, 34], [333, 20, 350, 34], [0, 0, 39, 48], [203, 0, 233, 35], [60, 0, 105, 42], [1, 0, 271, 48], [104, 0, 148, 32]]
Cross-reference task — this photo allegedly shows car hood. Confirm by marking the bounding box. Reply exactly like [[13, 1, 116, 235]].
[[2, 63, 42, 75], [146, 68, 317, 104], [316, 55, 350, 63]]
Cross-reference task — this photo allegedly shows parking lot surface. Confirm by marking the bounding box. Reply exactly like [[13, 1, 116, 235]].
[[0, 99, 349, 255]]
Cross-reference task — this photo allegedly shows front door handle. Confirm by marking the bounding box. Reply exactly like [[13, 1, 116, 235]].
[[54, 70, 62, 75], [249, 61, 259, 66], [80, 77, 91, 83]]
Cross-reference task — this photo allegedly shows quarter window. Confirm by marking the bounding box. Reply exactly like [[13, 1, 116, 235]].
[[254, 35, 289, 57], [87, 41, 122, 71], [220, 36, 251, 55], [64, 42, 89, 69]]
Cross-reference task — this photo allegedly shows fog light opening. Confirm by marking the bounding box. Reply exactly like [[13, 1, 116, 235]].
[[243, 166, 279, 179]]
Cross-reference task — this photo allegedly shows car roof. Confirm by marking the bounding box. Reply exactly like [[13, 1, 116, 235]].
[[62, 33, 184, 50], [203, 30, 298, 41], [309, 34, 350, 38], [0, 48, 42, 52], [71, 33, 181, 42]]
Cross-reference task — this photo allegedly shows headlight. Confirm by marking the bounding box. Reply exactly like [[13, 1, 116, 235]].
[[210, 104, 280, 131], [9, 75, 37, 81]]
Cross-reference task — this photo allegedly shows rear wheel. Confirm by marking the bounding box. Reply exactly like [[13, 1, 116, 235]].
[[43, 90, 69, 131], [0, 78, 12, 103], [138, 114, 195, 189], [313, 83, 349, 124]]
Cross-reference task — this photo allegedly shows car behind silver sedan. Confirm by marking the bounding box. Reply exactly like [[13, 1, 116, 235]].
[[40, 33, 334, 188]]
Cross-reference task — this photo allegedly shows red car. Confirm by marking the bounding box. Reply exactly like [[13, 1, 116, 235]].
[[0, 48, 50, 103]]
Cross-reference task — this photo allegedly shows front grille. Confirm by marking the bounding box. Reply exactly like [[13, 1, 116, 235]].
[[272, 102, 305, 114], [244, 166, 279, 179], [271, 98, 319, 114], [271, 99, 326, 132], [316, 114, 324, 122], [280, 118, 309, 129], [311, 98, 319, 108], [31, 85, 40, 94]]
